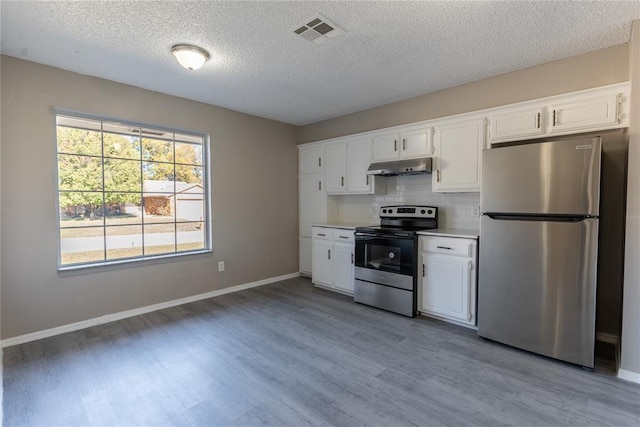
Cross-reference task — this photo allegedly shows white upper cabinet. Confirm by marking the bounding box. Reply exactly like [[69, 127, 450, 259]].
[[372, 126, 433, 162], [402, 126, 434, 158], [549, 93, 619, 134], [433, 118, 485, 193], [325, 136, 374, 195], [487, 83, 628, 145], [489, 107, 545, 143], [299, 145, 323, 174], [325, 142, 347, 193], [346, 136, 373, 193], [372, 132, 400, 162]]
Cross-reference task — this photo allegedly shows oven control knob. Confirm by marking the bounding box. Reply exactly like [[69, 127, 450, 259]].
[[427, 209, 433, 214], [382, 209, 387, 214], [388, 252, 395, 259], [421, 209, 426, 214], [388, 209, 393, 213]]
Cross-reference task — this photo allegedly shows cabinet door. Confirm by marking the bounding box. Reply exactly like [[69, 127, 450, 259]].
[[549, 93, 619, 134], [433, 118, 485, 192], [401, 127, 432, 158], [300, 237, 312, 275], [420, 254, 471, 322], [312, 239, 333, 287], [372, 132, 400, 162], [333, 241, 354, 293], [325, 142, 346, 194], [489, 107, 544, 143], [299, 174, 325, 238], [299, 145, 323, 174], [346, 136, 373, 193]]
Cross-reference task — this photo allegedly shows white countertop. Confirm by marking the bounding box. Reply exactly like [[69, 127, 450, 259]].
[[417, 228, 480, 239], [313, 223, 479, 238], [311, 222, 376, 230]]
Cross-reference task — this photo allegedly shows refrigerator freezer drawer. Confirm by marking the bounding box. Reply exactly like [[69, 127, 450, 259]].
[[478, 216, 599, 367]]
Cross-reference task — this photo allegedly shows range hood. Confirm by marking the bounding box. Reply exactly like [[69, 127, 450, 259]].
[[367, 157, 433, 176]]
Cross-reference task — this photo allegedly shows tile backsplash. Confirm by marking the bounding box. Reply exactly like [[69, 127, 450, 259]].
[[330, 174, 480, 229]]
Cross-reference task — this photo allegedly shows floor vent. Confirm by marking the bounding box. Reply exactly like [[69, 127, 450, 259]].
[[293, 15, 345, 44]]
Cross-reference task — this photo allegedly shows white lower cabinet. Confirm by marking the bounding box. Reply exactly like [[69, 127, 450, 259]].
[[419, 235, 478, 328], [311, 226, 355, 295], [333, 241, 354, 293], [312, 237, 333, 286]]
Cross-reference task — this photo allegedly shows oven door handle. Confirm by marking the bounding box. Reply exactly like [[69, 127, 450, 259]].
[[355, 232, 413, 240]]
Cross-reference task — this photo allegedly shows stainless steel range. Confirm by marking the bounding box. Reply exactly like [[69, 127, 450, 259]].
[[354, 205, 438, 317]]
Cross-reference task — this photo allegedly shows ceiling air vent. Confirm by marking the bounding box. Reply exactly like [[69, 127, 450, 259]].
[[293, 15, 345, 44]]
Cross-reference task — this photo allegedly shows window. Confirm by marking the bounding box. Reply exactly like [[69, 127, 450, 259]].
[[56, 113, 210, 269]]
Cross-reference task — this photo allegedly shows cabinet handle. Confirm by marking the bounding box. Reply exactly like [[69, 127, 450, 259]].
[[618, 94, 623, 123], [394, 139, 397, 151], [341, 176, 344, 187], [537, 112, 541, 129], [318, 181, 322, 191], [339, 236, 349, 239], [351, 253, 354, 264], [553, 110, 557, 126], [402, 138, 407, 150], [317, 233, 326, 237], [436, 169, 441, 183], [328, 249, 331, 260], [436, 245, 452, 250], [422, 264, 425, 277], [366, 175, 369, 185], [319, 157, 322, 167]]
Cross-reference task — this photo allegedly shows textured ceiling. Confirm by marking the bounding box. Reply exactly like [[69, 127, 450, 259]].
[[2, 1, 640, 126]]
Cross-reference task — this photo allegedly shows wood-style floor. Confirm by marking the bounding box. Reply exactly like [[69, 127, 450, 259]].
[[3, 277, 640, 426]]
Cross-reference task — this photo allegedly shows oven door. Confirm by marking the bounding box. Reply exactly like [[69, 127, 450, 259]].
[[354, 232, 415, 277]]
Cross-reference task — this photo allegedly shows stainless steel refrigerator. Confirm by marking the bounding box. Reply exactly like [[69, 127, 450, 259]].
[[478, 136, 602, 368]]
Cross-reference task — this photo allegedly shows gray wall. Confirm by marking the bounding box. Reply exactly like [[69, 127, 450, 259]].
[[0, 56, 299, 340], [299, 44, 629, 143], [621, 20, 640, 378]]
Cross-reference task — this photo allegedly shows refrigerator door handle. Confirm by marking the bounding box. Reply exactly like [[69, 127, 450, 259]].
[[484, 213, 594, 222]]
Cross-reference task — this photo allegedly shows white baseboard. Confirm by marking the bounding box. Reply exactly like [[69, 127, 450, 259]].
[[596, 332, 619, 345], [618, 369, 640, 384], [1, 272, 300, 348]]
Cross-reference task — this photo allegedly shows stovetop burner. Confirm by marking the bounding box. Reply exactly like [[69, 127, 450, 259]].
[[357, 205, 438, 234]]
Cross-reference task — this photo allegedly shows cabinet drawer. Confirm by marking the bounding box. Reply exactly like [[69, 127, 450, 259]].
[[333, 229, 355, 243], [312, 227, 333, 240], [421, 237, 473, 257]]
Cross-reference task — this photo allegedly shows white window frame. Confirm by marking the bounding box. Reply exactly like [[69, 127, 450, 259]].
[[54, 110, 212, 271]]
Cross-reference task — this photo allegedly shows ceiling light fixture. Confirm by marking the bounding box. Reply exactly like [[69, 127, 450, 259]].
[[171, 44, 210, 71]]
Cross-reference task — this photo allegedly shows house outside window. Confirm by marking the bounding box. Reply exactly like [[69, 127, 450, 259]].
[[55, 113, 210, 269]]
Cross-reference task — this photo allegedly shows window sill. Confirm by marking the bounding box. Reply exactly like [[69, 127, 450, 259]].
[[57, 249, 213, 277]]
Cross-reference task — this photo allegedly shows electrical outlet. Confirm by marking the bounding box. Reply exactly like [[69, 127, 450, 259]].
[[218, 261, 225, 272], [472, 206, 481, 217]]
